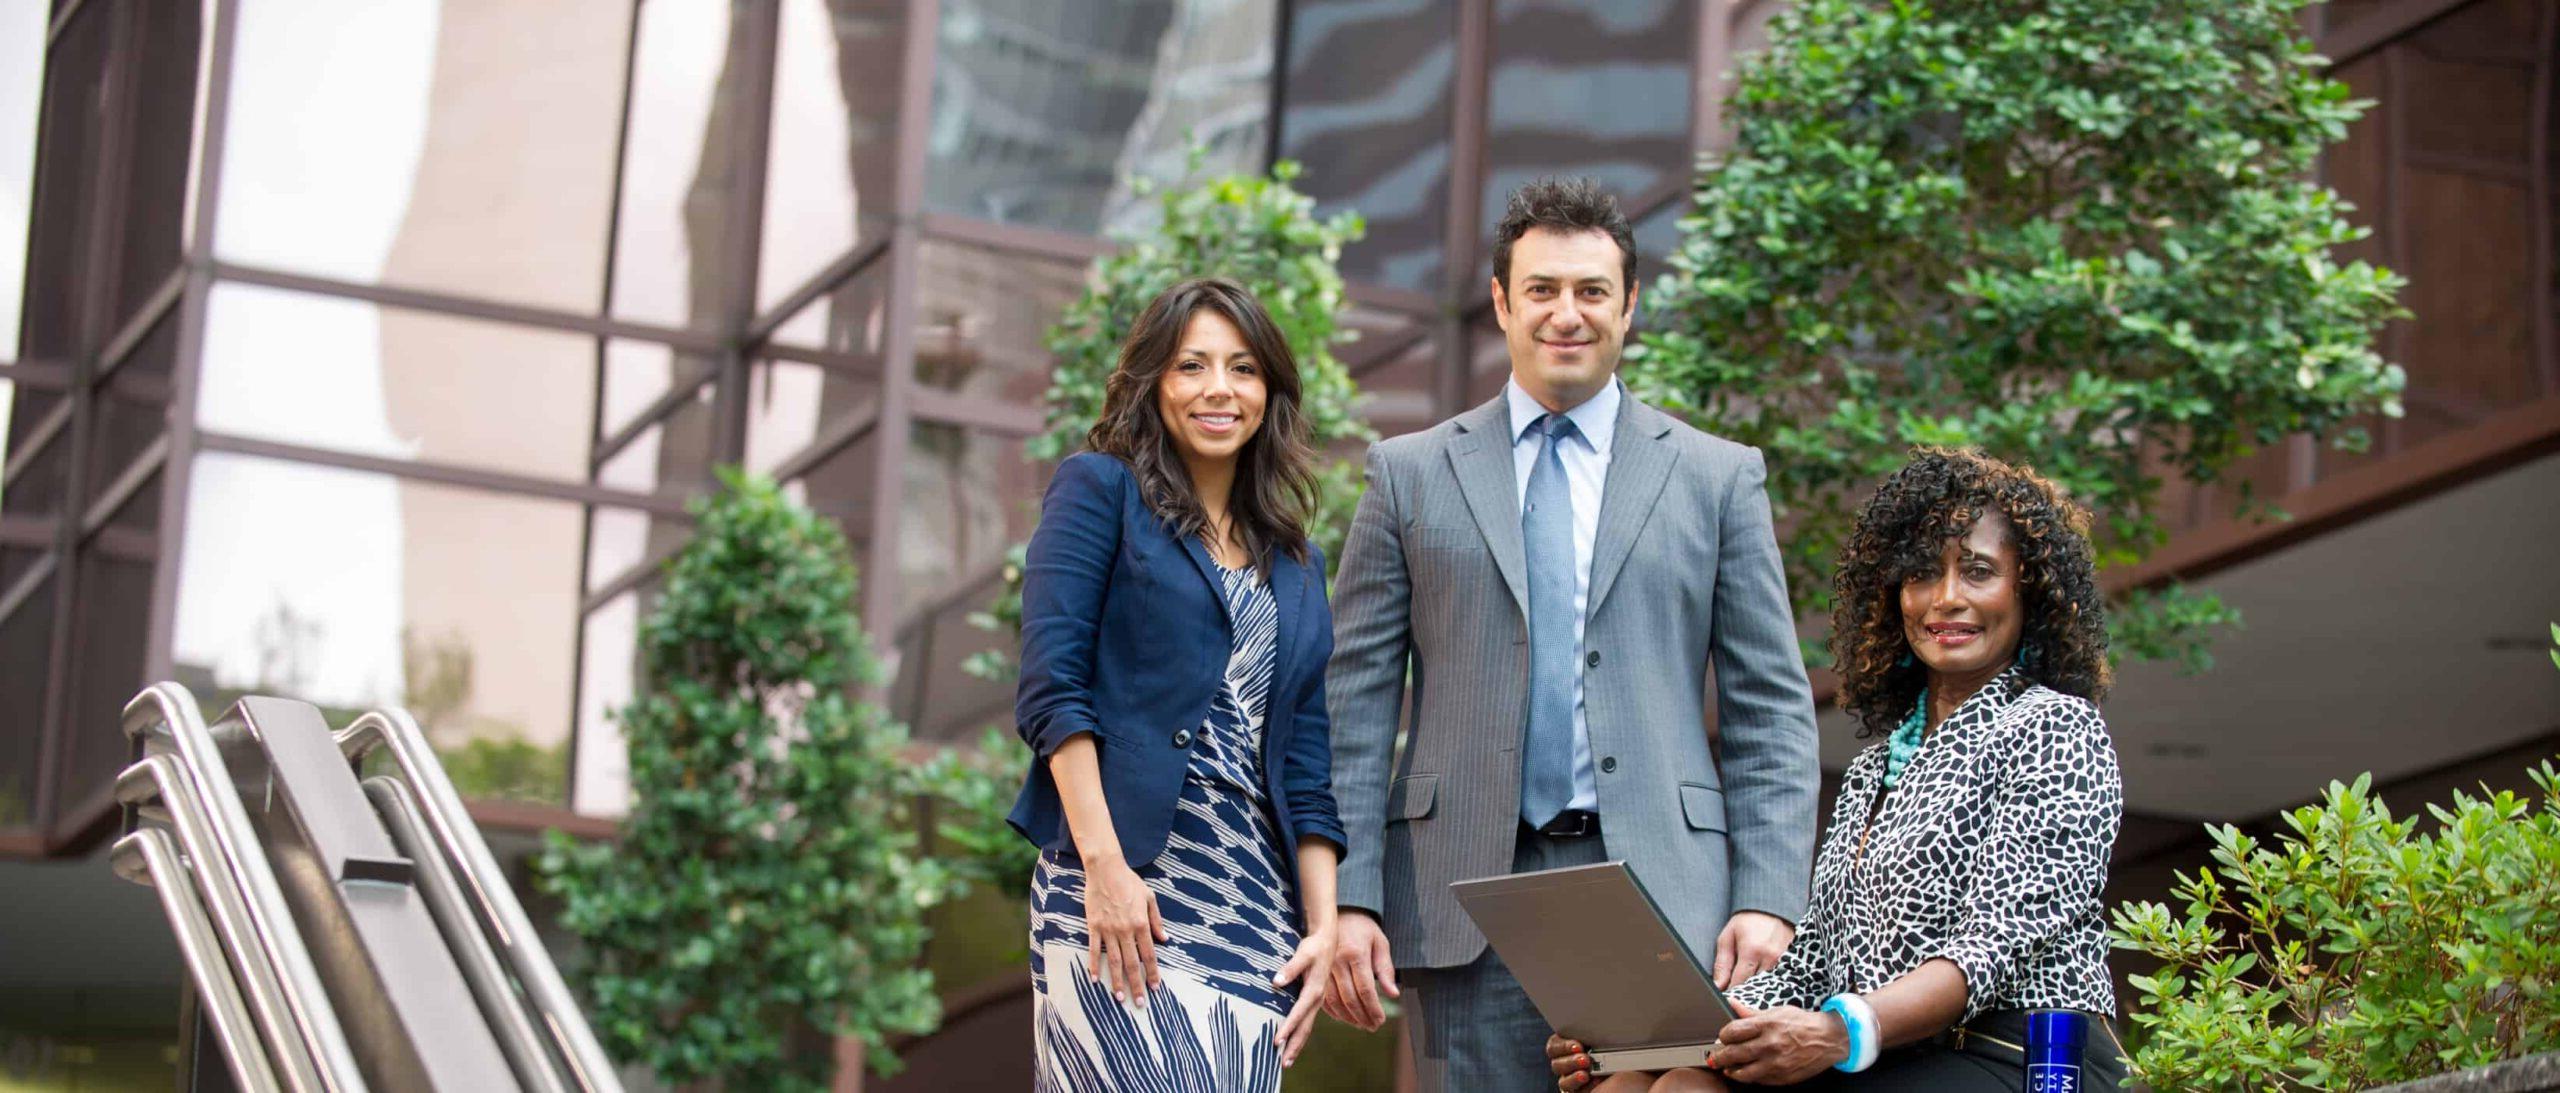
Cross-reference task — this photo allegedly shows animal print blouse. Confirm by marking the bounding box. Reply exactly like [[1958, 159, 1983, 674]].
[[1729, 666, 2123, 1021]]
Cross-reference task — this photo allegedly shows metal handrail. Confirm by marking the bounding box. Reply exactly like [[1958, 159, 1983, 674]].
[[122, 683, 367, 1092], [109, 826, 282, 1092], [338, 708, 622, 1091], [365, 775, 571, 1092]]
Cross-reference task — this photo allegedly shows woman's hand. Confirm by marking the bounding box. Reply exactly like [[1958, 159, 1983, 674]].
[[1272, 925, 1335, 1066], [1707, 999, 1849, 1085], [1083, 854, 1165, 1004], [1547, 1034, 1601, 1092]]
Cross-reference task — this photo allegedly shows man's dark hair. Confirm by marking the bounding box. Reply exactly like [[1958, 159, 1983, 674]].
[[1491, 177, 1638, 301]]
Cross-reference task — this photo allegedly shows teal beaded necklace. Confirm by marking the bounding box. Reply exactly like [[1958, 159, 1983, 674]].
[[1880, 688, 1929, 790]]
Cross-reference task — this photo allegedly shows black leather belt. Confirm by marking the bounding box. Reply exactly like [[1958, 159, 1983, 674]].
[[1530, 809, 1602, 838]]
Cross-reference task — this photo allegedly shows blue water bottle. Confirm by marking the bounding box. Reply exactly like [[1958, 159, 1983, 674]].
[[2023, 1010, 2085, 1093]]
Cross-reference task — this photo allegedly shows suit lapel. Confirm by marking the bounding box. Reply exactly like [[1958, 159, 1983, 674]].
[[1178, 533, 1236, 634], [1446, 397, 1530, 613], [1585, 396, 1679, 619]]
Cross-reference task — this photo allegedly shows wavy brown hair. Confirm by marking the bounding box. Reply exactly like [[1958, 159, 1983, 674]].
[[1085, 278, 1319, 572], [1832, 447, 2110, 737]]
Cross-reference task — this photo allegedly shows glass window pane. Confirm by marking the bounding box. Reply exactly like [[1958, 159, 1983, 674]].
[[89, 320, 178, 506], [172, 452, 581, 806], [198, 282, 599, 482], [22, 2, 110, 359], [768, 252, 891, 356], [570, 580, 656, 819], [609, 0, 757, 330], [0, 0, 47, 357], [897, 422, 1039, 620], [1279, 0, 1454, 291], [0, 571, 56, 828], [597, 339, 720, 442], [759, 0, 904, 314], [65, 540, 155, 810], [217, 0, 632, 314], [581, 505, 691, 599], [746, 358, 880, 477], [916, 239, 1081, 405], [780, 426, 880, 568], [890, 587, 1014, 745], [112, 0, 201, 329], [3, 422, 69, 520], [594, 385, 718, 501], [1479, 0, 1694, 253], [926, 0, 1277, 236]]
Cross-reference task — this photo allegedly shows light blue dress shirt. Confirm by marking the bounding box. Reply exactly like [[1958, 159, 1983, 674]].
[[1504, 376, 1618, 814]]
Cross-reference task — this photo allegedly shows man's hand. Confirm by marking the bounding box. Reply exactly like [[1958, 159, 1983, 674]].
[[1712, 910, 1793, 989], [1321, 910, 1399, 1030]]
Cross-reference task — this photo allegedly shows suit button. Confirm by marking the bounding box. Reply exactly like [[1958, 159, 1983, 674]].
[[1601, 756, 1618, 773], [1586, 650, 1601, 668], [1172, 728, 1194, 748]]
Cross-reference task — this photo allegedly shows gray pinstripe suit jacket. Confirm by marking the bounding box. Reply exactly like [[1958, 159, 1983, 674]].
[[1327, 391, 1820, 970]]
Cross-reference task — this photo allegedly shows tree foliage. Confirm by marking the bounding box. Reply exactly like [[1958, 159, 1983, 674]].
[[2110, 759, 2560, 1088], [537, 471, 946, 1090], [1629, 0, 2406, 669]]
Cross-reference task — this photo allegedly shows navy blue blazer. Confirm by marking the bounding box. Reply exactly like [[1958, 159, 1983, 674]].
[[1009, 452, 1346, 879]]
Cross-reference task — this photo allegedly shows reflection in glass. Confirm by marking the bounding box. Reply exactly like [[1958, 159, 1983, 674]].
[[594, 392, 717, 502], [596, 339, 720, 443], [199, 282, 598, 482], [173, 453, 581, 805], [89, 320, 179, 505], [760, 0, 905, 313], [611, 0, 750, 329], [66, 546, 154, 805], [0, 573, 55, 828], [218, 0, 630, 314], [1280, 0, 1454, 290], [898, 422, 1039, 616], [22, 3, 110, 359], [113, 1, 202, 328], [581, 506, 692, 600], [926, 0, 1275, 236], [780, 428, 880, 568], [571, 583, 653, 818], [916, 239, 1082, 405], [1480, 0, 1692, 250], [0, 0, 50, 355], [768, 257, 892, 357], [746, 360, 880, 476]]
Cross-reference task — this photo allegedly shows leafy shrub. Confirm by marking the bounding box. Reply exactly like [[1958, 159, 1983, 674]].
[[537, 471, 948, 1090], [2111, 756, 2560, 1089]]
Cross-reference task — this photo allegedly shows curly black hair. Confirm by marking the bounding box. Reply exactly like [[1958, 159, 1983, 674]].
[[1832, 447, 2110, 737]]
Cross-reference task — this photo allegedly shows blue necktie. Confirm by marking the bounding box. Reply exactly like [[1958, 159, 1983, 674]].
[[1521, 413, 1579, 829]]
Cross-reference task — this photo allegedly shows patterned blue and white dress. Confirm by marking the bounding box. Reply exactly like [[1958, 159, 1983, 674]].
[[1029, 561, 1297, 1092]]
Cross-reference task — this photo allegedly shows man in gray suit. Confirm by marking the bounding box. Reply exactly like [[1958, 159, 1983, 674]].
[[1320, 178, 1820, 1090]]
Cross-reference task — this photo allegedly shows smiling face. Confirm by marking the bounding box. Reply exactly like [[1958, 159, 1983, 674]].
[[1154, 310, 1266, 471], [1492, 226, 1634, 412], [1899, 511, 2026, 694]]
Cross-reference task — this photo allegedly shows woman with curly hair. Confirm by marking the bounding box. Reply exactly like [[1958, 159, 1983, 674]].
[[1549, 447, 2128, 1090]]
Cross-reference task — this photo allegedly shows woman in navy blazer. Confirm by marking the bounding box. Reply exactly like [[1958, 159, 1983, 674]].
[[1012, 278, 1345, 1090]]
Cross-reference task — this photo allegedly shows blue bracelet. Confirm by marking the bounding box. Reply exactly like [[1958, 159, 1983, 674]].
[[1820, 993, 1881, 1073]]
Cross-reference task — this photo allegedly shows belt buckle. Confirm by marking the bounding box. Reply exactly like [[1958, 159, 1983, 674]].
[[1541, 810, 1599, 838]]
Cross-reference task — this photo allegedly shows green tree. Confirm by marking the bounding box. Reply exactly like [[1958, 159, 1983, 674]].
[[1630, 0, 2407, 669], [537, 471, 947, 1090]]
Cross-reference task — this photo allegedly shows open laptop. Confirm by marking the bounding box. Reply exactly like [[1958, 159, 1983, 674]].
[[1451, 861, 1733, 1074]]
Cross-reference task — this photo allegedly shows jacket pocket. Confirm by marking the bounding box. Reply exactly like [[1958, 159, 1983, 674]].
[[1385, 774, 1438, 823], [1679, 782, 1727, 833]]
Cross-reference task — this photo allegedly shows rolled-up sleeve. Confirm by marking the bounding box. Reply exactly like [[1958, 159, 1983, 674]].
[[1931, 703, 2122, 1021], [1015, 454, 1125, 757]]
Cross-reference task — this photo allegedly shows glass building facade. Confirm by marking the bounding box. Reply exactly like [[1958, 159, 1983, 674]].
[[4, 0, 2560, 1088], [5, 0, 2560, 848]]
